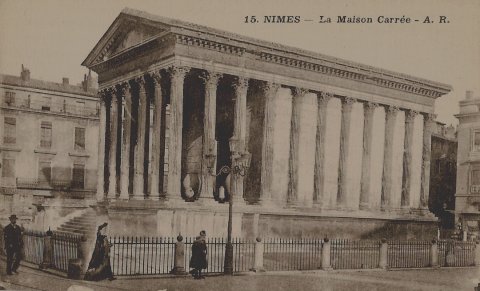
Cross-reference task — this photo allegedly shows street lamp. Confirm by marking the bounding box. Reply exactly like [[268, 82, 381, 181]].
[[206, 150, 251, 275]]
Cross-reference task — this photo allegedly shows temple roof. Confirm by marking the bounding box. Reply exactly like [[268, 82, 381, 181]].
[[83, 7, 452, 98]]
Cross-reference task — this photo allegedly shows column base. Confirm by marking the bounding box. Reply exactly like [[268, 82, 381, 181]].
[[196, 197, 219, 206], [119, 192, 130, 200], [359, 202, 370, 210], [131, 193, 145, 200]]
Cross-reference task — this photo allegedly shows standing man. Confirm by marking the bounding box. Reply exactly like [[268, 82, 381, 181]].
[[3, 214, 23, 275]]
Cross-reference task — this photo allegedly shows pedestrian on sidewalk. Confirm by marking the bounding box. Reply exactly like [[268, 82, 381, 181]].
[[84, 222, 115, 281], [3, 214, 23, 275], [190, 230, 208, 279]]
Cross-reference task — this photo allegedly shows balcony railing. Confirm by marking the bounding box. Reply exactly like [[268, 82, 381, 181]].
[[16, 178, 88, 191], [2, 98, 99, 118]]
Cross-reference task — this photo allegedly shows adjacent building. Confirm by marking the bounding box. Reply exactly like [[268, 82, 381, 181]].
[[82, 8, 452, 239], [455, 90, 480, 240], [0, 66, 99, 220]]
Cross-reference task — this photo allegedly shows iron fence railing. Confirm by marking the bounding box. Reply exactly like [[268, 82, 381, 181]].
[[263, 238, 323, 271], [23, 229, 45, 265], [16, 178, 89, 191], [438, 240, 476, 267], [51, 231, 83, 272], [387, 240, 431, 268], [331, 239, 381, 269]]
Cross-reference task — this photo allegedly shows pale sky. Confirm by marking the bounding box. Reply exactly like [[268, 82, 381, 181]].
[[0, 0, 479, 125]]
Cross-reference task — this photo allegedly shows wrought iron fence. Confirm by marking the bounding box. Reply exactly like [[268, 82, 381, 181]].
[[51, 231, 83, 272], [388, 240, 431, 268], [23, 229, 45, 265], [438, 240, 476, 267], [263, 238, 323, 271], [331, 239, 380, 269]]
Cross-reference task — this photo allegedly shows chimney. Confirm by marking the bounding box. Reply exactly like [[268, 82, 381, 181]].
[[466, 90, 474, 100], [20, 64, 31, 81], [62, 77, 69, 85], [81, 69, 94, 91]]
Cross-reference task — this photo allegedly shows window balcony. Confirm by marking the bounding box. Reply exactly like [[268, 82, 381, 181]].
[[16, 178, 87, 190], [2, 98, 99, 118]]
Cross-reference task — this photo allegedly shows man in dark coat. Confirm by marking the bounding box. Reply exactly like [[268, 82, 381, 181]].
[[190, 230, 207, 279], [3, 214, 23, 275]]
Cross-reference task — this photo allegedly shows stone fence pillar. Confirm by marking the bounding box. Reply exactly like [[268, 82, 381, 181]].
[[172, 235, 187, 275], [252, 237, 265, 272], [430, 239, 439, 268], [379, 238, 388, 269], [40, 229, 53, 269], [475, 241, 480, 266], [68, 235, 89, 279], [321, 237, 332, 270]]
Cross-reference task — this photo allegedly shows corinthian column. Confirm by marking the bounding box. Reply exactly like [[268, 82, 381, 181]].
[[420, 113, 435, 210], [166, 66, 190, 201], [230, 76, 249, 204], [401, 110, 418, 208], [259, 82, 280, 206], [96, 90, 107, 201], [149, 72, 163, 200], [288, 87, 308, 206], [337, 97, 355, 207], [107, 87, 118, 199], [132, 76, 147, 200], [313, 92, 331, 208], [119, 82, 132, 200], [359, 102, 378, 209], [199, 71, 221, 202], [381, 105, 399, 209]]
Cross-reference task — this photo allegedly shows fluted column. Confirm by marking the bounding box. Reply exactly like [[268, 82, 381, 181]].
[[360, 102, 378, 209], [259, 82, 280, 206], [337, 97, 355, 207], [401, 110, 418, 208], [288, 87, 308, 206], [420, 113, 435, 210], [149, 72, 163, 200], [313, 92, 331, 208], [199, 71, 221, 201], [108, 87, 118, 199], [166, 66, 190, 200], [381, 105, 399, 209], [96, 91, 107, 201], [119, 82, 132, 200], [133, 76, 147, 200], [230, 77, 249, 204]]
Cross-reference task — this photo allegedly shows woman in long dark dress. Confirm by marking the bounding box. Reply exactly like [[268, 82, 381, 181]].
[[84, 223, 115, 281], [190, 231, 207, 279]]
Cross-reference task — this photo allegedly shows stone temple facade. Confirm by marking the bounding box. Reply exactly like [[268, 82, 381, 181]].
[[82, 8, 452, 239]]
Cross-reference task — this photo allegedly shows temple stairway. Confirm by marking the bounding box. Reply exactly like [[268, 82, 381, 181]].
[[55, 208, 97, 239]]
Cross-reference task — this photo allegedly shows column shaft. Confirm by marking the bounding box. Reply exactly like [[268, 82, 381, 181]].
[[360, 102, 377, 209], [259, 82, 280, 205], [401, 110, 417, 207], [420, 113, 435, 209], [337, 97, 355, 207], [133, 77, 147, 199], [119, 83, 132, 199], [288, 88, 308, 205], [150, 73, 163, 200], [313, 92, 331, 207], [96, 92, 107, 201], [108, 88, 118, 199], [166, 66, 189, 200], [381, 106, 399, 209]]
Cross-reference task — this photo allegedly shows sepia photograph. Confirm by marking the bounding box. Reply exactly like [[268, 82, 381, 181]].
[[0, 0, 479, 290]]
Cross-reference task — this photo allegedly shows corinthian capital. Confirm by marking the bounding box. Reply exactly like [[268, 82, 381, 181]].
[[168, 66, 190, 82], [385, 105, 399, 114], [318, 91, 333, 105], [341, 96, 356, 105], [422, 112, 436, 122], [200, 71, 222, 88], [405, 109, 419, 123], [260, 82, 280, 96], [150, 71, 162, 86], [292, 87, 309, 98], [233, 76, 249, 93]]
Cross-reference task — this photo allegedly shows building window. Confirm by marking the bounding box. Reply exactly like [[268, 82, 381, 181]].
[[40, 121, 52, 148], [42, 96, 51, 111], [75, 101, 85, 115], [72, 163, 85, 189], [4, 91, 15, 106], [38, 160, 51, 184], [74, 127, 86, 151], [1, 158, 15, 179], [3, 117, 16, 144], [470, 169, 480, 194], [473, 130, 480, 151]]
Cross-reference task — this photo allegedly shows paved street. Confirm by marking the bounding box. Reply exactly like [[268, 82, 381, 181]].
[[1, 260, 479, 291]]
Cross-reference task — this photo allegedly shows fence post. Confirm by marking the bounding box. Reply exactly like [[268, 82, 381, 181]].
[[172, 235, 187, 275], [379, 238, 388, 270], [252, 237, 265, 272], [321, 237, 332, 270], [475, 241, 480, 266], [430, 239, 439, 268], [40, 229, 53, 269]]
